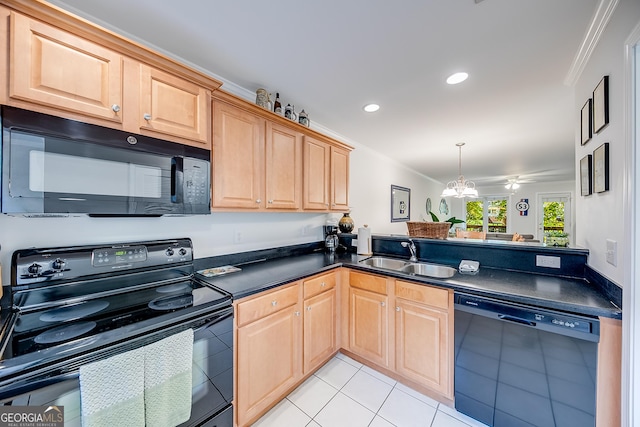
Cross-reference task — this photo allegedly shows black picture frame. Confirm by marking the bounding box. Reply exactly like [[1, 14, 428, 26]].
[[580, 154, 592, 196], [581, 98, 592, 145], [593, 76, 609, 134], [593, 142, 610, 193], [391, 185, 410, 222]]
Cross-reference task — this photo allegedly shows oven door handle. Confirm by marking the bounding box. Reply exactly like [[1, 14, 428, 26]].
[[0, 371, 79, 401]]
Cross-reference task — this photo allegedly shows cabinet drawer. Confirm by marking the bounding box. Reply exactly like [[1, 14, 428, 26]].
[[237, 284, 299, 327], [303, 272, 336, 299], [349, 271, 387, 295], [395, 280, 449, 310]]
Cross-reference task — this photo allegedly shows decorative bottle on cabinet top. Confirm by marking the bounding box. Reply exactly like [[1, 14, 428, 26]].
[[338, 212, 354, 233], [273, 93, 282, 115]]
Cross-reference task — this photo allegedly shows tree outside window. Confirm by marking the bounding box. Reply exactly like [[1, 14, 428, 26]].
[[465, 198, 507, 233], [466, 200, 483, 231]]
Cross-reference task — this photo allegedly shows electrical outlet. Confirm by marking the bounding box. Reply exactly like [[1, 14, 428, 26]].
[[536, 255, 561, 269], [606, 239, 617, 266], [351, 239, 358, 247]]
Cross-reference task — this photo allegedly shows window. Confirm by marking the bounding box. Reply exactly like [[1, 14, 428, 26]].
[[465, 197, 507, 233]]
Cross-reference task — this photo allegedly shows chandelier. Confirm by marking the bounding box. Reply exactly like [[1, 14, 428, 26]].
[[440, 142, 478, 198]]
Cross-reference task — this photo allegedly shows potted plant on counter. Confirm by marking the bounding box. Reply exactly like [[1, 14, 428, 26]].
[[544, 231, 569, 247]]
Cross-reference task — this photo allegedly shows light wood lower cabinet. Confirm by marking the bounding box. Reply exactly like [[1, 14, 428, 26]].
[[235, 271, 339, 426], [394, 280, 453, 399]]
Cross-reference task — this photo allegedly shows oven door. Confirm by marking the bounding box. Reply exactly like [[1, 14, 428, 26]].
[[0, 308, 233, 427], [1, 106, 210, 216]]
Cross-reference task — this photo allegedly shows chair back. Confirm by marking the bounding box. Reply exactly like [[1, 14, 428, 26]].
[[456, 229, 486, 239]]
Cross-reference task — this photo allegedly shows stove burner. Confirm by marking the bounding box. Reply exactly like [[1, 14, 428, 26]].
[[34, 321, 97, 345], [148, 294, 193, 311], [156, 283, 191, 294], [39, 300, 110, 323]]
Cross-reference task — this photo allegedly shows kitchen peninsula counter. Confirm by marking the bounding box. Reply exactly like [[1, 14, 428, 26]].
[[196, 249, 621, 320]]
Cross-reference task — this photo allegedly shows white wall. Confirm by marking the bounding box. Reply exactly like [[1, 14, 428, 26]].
[[574, 0, 640, 286]]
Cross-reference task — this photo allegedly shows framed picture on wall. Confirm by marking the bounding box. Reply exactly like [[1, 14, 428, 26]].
[[593, 142, 610, 193], [581, 98, 592, 145], [592, 76, 609, 134], [580, 154, 592, 196], [391, 185, 410, 222]]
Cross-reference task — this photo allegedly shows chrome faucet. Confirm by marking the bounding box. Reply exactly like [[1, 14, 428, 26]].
[[401, 239, 418, 262]]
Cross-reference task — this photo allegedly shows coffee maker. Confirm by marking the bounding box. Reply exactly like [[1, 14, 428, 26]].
[[324, 224, 339, 252]]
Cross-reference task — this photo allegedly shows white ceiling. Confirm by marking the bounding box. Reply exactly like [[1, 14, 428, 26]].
[[49, 0, 599, 189]]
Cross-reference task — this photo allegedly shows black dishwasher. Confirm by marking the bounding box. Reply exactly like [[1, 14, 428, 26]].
[[454, 292, 599, 427]]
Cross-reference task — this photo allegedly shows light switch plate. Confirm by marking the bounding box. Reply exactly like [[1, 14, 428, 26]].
[[606, 239, 617, 266], [351, 239, 358, 247]]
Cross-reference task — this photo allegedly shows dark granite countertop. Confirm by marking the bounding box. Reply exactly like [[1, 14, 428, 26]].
[[196, 251, 621, 320]]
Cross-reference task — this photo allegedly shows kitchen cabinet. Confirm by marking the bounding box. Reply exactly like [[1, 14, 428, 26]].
[[1, 5, 219, 149], [212, 99, 264, 209], [394, 280, 453, 399], [303, 271, 338, 373], [347, 271, 391, 368], [212, 96, 303, 211], [235, 283, 303, 427], [303, 136, 350, 211]]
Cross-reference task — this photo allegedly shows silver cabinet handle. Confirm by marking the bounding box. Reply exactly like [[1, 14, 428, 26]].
[[256, 199, 262, 204], [320, 282, 326, 287], [396, 306, 400, 312], [143, 113, 152, 121], [381, 302, 386, 307], [307, 306, 312, 311], [111, 104, 121, 113], [271, 301, 277, 307], [294, 311, 300, 316], [268, 200, 273, 204]]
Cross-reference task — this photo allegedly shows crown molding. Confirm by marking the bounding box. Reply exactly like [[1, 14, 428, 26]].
[[564, 0, 620, 86]]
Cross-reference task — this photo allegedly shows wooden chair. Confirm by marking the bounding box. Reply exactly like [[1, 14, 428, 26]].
[[456, 229, 486, 239]]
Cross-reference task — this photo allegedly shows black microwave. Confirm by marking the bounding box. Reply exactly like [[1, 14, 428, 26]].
[[1, 106, 211, 216]]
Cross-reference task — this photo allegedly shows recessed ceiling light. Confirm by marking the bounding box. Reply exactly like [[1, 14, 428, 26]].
[[446, 72, 469, 85], [363, 103, 380, 113]]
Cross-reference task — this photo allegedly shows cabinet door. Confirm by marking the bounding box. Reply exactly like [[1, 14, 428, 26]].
[[212, 100, 264, 209], [139, 65, 210, 147], [303, 136, 330, 210], [265, 122, 302, 210], [330, 146, 349, 211], [236, 304, 302, 426], [304, 288, 337, 373], [9, 12, 123, 123], [395, 298, 452, 398], [349, 287, 389, 367]]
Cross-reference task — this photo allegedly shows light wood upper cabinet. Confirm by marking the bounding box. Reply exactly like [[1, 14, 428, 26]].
[[1, 6, 220, 149], [212, 99, 264, 209], [303, 136, 350, 211], [9, 12, 124, 123], [265, 122, 302, 210], [138, 65, 210, 146], [331, 146, 350, 211], [303, 135, 330, 210]]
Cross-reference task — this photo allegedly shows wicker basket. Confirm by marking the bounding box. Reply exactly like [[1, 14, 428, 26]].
[[406, 222, 451, 239]]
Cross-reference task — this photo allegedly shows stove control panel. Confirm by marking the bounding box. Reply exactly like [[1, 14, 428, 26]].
[[92, 245, 148, 267], [13, 238, 194, 286]]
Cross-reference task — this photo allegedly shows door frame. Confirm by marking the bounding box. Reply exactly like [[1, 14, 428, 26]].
[[535, 192, 573, 245]]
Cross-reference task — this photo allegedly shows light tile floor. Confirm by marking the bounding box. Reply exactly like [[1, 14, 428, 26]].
[[252, 353, 489, 427]]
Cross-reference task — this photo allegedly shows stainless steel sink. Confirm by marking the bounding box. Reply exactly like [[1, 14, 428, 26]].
[[401, 262, 456, 278], [359, 257, 456, 278], [359, 257, 409, 270]]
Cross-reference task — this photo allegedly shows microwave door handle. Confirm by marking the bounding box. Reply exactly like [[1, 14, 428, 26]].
[[171, 157, 184, 204]]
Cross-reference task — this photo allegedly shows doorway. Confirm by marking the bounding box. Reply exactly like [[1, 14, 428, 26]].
[[536, 193, 572, 245]]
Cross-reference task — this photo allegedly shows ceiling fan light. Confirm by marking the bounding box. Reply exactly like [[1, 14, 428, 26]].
[[512, 182, 520, 189]]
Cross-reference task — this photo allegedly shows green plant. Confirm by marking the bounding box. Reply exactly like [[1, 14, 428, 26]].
[[429, 211, 465, 229], [544, 230, 568, 237]]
